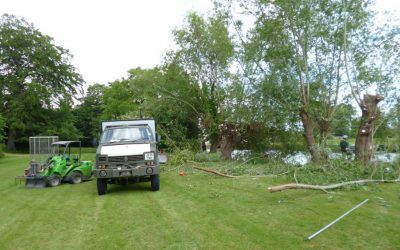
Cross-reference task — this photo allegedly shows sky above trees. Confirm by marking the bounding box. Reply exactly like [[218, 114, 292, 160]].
[[1, 0, 398, 87]]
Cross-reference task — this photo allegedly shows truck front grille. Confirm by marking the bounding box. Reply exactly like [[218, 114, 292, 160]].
[[107, 155, 144, 163]]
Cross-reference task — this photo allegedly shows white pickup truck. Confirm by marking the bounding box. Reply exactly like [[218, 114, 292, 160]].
[[93, 120, 160, 195]]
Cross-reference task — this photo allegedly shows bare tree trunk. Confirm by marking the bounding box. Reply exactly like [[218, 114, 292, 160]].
[[219, 121, 240, 160], [210, 141, 219, 153], [300, 110, 320, 163], [317, 120, 330, 160], [355, 95, 384, 164], [6, 128, 16, 151]]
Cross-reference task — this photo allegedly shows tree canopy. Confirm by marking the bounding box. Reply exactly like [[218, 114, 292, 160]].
[[0, 14, 83, 150], [0, 3, 399, 165]]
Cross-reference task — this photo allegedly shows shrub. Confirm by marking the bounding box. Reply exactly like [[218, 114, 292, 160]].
[[168, 149, 194, 166]]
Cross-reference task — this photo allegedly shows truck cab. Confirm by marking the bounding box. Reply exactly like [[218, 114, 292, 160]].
[[93, 120, 160, 195]]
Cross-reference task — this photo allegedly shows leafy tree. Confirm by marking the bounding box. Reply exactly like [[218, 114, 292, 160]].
[[331, 104, 357, 137], [172, 12, 234, 152], [100, 66, 202, 151], [73, 84, 105, 145], [0, 14, 83, 150], [340, 1, 400, 163], [218, 0, 399, 163], [102, 79, 140, 120]]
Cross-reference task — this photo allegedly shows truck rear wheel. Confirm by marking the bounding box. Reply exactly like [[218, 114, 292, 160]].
[[150, 174, 160, 191], [97, 178, 107, 195]]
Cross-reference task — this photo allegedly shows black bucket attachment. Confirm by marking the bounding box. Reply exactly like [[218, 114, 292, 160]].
[[25, 176, 47, 188]]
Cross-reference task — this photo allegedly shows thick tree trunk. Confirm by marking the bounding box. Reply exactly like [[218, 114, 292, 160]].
[[300, 110, 320, 163], [355, 95, 384, 164], [317, 120, 330, 160], [210, 141, 219, 153], [219, 121, 240, 160], [6, 128, 16, 151]]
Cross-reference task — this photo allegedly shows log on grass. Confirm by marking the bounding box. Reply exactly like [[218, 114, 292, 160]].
[[188, 163, 237, 178], [268, 179, 400, 193]]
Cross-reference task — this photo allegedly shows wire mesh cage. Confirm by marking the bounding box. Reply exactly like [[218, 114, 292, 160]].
[[29, 136, 59, 165]]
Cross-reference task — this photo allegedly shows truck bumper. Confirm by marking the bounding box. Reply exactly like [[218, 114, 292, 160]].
[[93, 165, 160, 178]]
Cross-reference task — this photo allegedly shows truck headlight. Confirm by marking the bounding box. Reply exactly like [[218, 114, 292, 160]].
[[144, 152, 155, 161], [99, 170, 107, 177]]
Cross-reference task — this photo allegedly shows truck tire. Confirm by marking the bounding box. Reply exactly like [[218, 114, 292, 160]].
[[97, 178, 107, 195], [150, 174, 160, 191], [47, 174, 61, 187], [70, 172, 83, 184]]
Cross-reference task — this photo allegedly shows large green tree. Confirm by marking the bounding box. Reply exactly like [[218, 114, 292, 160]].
[[100, 66, 202, 151], [0, 14, 83, 150], [73, 84, 106, 145], [219, 0, 399, 163], [172, 12, 234, 152]]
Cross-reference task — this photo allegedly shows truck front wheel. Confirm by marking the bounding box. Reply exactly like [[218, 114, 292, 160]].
[[97, 178, 107, 195], [150, 174, 160, 191]]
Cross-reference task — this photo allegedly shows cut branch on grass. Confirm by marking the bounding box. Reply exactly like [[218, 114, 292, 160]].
[[193, 165, 238, 178], [268, 179, 400, 193], [188, 161, 237, 178]]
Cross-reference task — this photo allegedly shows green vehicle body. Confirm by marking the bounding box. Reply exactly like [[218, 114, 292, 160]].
[[22, 141, 93, 188], [43, 155, 92, 181]]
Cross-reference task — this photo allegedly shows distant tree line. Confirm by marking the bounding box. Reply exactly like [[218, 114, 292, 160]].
[[1, 0, 399, 163]]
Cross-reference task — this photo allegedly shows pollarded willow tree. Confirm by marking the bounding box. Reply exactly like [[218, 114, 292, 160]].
[[0, 14, 83, 150], [219, 0, 399, 163], [341, 0, 400, 164], [172, 12, 235, 153], [221, 0, 354, 162]]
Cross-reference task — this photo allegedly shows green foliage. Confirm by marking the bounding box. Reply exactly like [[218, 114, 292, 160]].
[[193, 152, 224, 162], [74, 84, 106, 145], [287, 159, 400, 185], [167, 149, 195, 166], [331, 104, 357, 136], [0, 14, 83, 150], [172, 11, 234, 150]]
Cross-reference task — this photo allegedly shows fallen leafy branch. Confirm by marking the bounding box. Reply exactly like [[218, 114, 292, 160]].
[[268, 179, 400, 193]]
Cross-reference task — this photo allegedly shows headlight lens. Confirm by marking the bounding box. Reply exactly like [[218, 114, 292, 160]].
[[99, 170, 107, 177], [144, 152, 155, 161]]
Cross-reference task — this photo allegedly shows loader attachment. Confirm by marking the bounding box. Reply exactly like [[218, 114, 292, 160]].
[[15, 160, 47, 188], [25, 176, 47, 188]]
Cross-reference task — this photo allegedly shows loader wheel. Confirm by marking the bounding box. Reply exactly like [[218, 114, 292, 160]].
[[47, 174, 61, 187], [150, 174, 160, 191], [97, 178, 107, 195], [70, 172, 83, 184]]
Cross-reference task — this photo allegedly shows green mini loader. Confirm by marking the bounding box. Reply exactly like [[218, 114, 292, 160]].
[[17, 141, 93, 188]]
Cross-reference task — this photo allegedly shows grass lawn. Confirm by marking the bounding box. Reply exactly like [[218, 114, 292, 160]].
[[1, 153, 399, 249]]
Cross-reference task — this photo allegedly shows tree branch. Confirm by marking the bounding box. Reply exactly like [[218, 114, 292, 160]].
[[268, 179, 400, 192]]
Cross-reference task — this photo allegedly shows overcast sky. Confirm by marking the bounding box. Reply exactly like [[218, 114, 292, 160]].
[[1, 0, 399, 88]]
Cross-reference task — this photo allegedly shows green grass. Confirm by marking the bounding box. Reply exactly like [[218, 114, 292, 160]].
[[1, 154, 400, 249]]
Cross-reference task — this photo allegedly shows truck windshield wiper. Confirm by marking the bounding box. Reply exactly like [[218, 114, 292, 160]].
[[108, 139, 131, 143]]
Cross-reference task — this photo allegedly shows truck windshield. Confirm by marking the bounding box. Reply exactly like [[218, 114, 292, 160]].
[[100, 127, 154, 144]]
